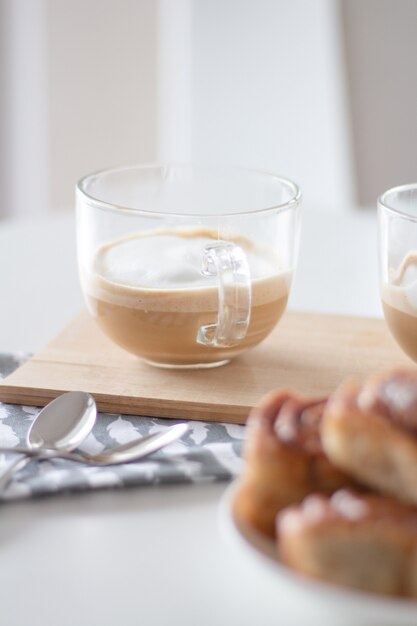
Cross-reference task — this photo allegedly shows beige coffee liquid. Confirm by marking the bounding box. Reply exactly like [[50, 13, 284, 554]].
[[83, 228, 291, 366], [383, 301, 417, 361], [382, 252, 417, 362]]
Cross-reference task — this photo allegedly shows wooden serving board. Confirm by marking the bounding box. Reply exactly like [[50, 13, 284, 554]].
[[0, 310, 412, 424]]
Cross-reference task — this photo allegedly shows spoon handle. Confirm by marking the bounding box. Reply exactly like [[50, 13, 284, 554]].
[[0, 423, 189, 491], [0, 455, 33, 491], [26, 423, 189, 465], [0, 446, 42, 456], [85, 422, 189, 465]]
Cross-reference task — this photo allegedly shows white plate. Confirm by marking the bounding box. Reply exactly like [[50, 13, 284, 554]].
[[219, 482, 417, 626]]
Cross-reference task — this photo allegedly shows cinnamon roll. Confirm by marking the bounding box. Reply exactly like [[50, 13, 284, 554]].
[[277, 490, 417, 597], [233, 390, 357, 537], [321, 369, 417, 505]]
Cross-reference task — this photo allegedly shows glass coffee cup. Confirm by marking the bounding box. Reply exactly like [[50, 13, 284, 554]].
[[379, 183, 417, 362], [76, 164, 301, 368]]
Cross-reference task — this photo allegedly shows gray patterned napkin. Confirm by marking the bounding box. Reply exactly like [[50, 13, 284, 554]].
[[0, 353, 245, 502]]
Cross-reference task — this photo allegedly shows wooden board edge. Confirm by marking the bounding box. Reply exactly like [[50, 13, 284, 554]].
[[0, 385, 250, 424]]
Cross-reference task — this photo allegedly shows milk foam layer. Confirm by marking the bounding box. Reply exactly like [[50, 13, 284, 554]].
[[96, 229, 276, 289], [85, 228, 291, 313]]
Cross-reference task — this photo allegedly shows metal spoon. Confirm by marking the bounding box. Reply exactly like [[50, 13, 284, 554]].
[[0, 391, 97, 490], [0, 423, 188, 466]]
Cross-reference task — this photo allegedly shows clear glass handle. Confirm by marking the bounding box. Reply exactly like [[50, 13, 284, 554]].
[[197, 242, 252, 348]]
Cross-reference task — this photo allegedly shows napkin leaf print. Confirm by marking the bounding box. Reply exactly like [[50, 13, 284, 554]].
[[0, 421, 19, 447], [21, 405, 40, 415], [107, 415, 139, 444], [0, 404, 10, 420], [188, 421, 208, 445], [78, 430, 105, 455], [222, 423, 246, 440]]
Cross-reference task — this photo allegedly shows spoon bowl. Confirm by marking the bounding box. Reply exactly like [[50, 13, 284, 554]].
[[0, 391, 97, 490], [27, 392, 97, 450]]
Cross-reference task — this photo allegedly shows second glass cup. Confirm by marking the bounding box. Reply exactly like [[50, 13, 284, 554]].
[[76, 164, 301, 368], [379, 183, 417, 362]]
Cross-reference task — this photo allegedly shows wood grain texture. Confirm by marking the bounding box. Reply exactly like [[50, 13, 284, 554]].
[[0, 310, 412, 424]]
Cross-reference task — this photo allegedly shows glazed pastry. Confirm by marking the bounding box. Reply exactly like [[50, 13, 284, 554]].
[[233, 390, 357, 537], [277, 490, 417, 597], [321, 369, 417, 505]]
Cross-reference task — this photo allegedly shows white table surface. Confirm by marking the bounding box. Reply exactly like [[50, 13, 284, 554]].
[[0, 207, 382, 626]]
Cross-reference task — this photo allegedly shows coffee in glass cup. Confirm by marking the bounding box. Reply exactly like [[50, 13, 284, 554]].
[[379, 183, 417, 362], [76, 165, 301, 368]]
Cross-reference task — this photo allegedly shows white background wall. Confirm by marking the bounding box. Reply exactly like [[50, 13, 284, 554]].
[[1, 0, 416, 218], [0, 0, 49, 217], [189, 0, 354, 211], [0, 0, 157, 217], [342, 0, 417, 205]]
